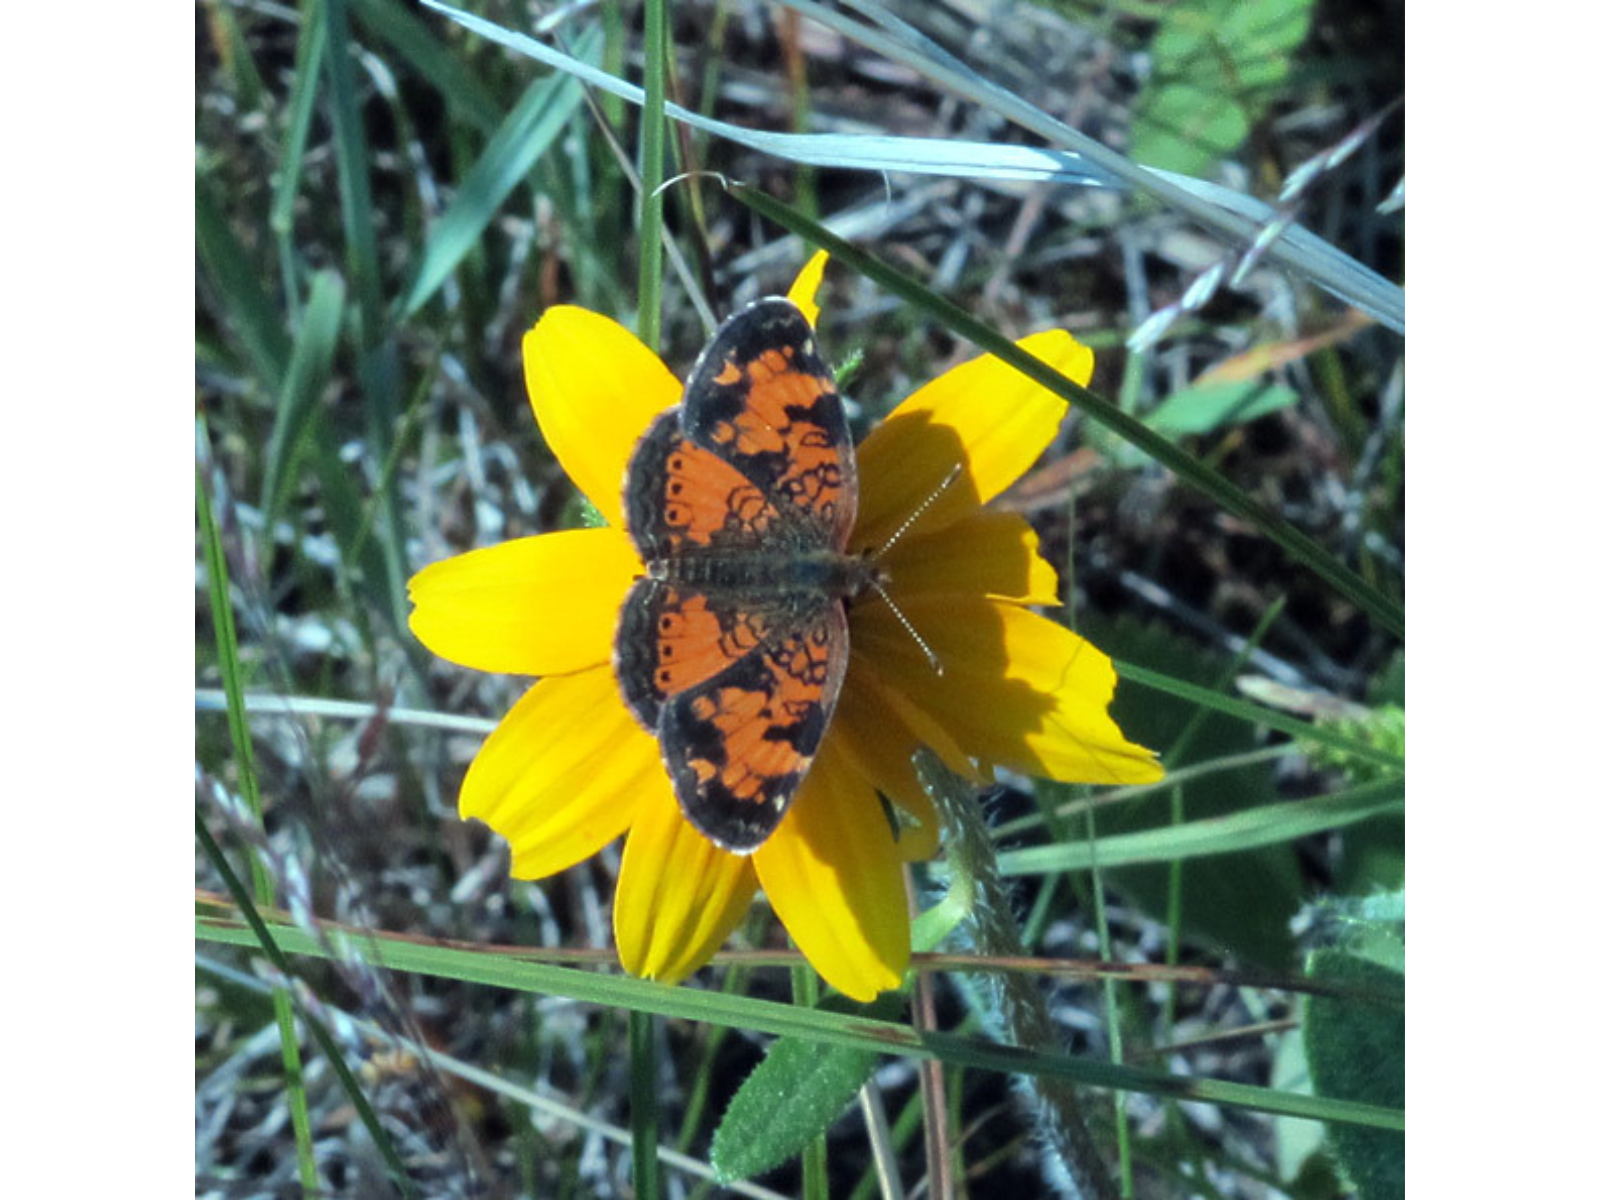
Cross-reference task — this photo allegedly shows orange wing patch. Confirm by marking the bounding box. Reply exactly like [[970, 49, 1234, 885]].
[[704, 344, 830, 459]]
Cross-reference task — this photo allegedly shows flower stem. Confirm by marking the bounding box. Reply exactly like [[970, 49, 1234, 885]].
[[628, 1007, 662, 1200], [914, 750, 1115, 1200], [631, 7, 668, 1189], [792, 965, 829, 1200]]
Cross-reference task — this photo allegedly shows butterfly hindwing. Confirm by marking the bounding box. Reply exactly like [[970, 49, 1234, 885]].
[[657, 600, 849, 850], [615, 578, 773, 730]]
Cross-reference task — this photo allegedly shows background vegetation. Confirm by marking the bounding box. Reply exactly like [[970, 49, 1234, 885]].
[[196, 0, 1404, 1195]]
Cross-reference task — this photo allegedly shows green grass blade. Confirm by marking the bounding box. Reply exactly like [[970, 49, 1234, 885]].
[[395, 29, 592, 320], [320, 0, 412, 631], [197, 447, 264, 852], [1114, 660, 1405, 771], [416, 0, 1396, 337], [637, 0, 669, 351], [197, 435, 317, 1191], [194, 816, 418, 1197], [776, 0, 1402, 334], [262, 271, 346, 534], [420, 1, 1106, 186], [195, 916, 1403, 1133], [349, 0, 504, 134], [994, 777, 1404, 875], [270, 0, 328, 240], [1083, 793, 1134, 1194], [204, 2, 266, 109], [1143, 379, 1299, 438], [417, 0, 1399, 334], [321, 0, 384, 336], [196, 175, 290, 393], [627, 10, 671, 1194], [198, 439, 409, 1184], [730, 186, 1405, 638]]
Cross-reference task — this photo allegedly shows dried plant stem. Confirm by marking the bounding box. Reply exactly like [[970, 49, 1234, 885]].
[[912, 964, 955, 1199], [915, 750, 1114, 1200]]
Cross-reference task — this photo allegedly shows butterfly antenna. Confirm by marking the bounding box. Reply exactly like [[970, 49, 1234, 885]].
[[868, 580, 945, 676], [863, 463, 965, 676], [873, 463, 964, 559]]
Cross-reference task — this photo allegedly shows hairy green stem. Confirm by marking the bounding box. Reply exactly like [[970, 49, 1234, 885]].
[[915, 750, 1114, 1200]]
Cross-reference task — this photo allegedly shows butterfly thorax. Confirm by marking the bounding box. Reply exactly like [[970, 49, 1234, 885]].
[[643, 546, 880, 603]]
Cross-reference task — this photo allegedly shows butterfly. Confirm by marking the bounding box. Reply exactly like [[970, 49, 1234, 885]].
[[613, 298, 878, 853]]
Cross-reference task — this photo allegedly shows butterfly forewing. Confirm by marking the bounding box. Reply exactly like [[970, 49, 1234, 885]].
[[679, 298, 856, 550]]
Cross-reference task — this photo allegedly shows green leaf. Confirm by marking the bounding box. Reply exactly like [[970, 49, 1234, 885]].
[[1132, 0, 1316, 177], [395, 29, 593, 321], [1310, 706, 1405, 786], [1304, 951, 1405, 1198], [1298, 891, 1406, 976], [321, 0, 384, 336], [1270, 1025, 1326, 1187], [1144, 379, 1298, 438], [711, 994, 902, 1183]]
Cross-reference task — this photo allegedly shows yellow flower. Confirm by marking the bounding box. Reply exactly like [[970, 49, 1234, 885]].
[[408, 256, 1162, 1001]]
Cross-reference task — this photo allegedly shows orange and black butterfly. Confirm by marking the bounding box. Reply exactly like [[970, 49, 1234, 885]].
[[614, 299, 877, 852]]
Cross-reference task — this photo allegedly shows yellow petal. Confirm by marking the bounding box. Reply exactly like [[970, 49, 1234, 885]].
[[523, 307, 682, 528], [753, 742, 910, 1000], [460, 667, 656, 879], [848, 653, 984, 785], [408, 529, 640, 676], [786, 250, 829, 327], [832, 682, 940, 862], [853, 331, 1092, 551], [879, 509, 1058, 605], [855, 599, 1163, 786], [614, 789, 758, 983]]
